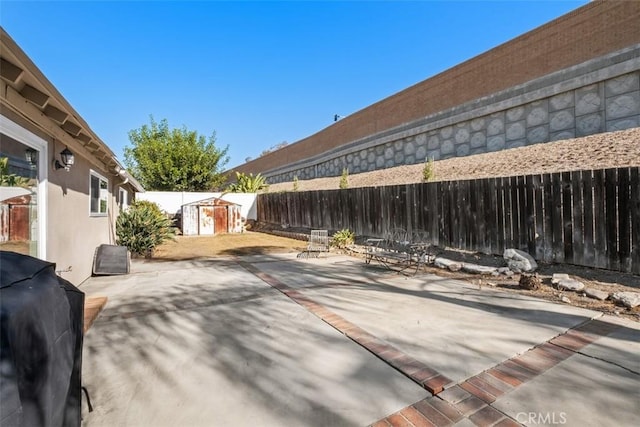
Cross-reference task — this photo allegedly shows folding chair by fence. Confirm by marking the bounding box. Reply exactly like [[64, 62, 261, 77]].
[[297, 230, 330, 258]]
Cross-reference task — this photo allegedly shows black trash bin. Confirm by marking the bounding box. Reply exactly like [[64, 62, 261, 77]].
[[0, 251, 84, 427]]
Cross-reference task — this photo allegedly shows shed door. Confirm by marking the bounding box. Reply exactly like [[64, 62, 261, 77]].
[[214, 206, 228, 235], [182, 205, 199, 236], [199, 206, 215, 235]]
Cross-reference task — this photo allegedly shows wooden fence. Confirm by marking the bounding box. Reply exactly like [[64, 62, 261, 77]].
[[257, 167, 640, 274]]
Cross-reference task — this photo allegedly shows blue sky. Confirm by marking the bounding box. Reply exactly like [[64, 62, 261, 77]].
[[1, 0, 588, 169]]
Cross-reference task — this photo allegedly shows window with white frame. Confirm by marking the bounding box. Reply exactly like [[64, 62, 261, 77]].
[[90, 170, 109, 215], [118, 187, 128, 211]]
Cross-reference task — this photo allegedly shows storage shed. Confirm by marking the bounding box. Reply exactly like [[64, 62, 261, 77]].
[[181, 197, 243, 235]]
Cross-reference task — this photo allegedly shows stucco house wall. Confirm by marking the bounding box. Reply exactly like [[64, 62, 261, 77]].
[[1, 28, 143, 285]]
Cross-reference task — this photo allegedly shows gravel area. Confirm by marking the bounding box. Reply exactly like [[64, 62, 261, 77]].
[[266, 128, 640, 192]]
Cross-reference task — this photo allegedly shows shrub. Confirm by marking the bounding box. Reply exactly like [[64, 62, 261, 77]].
[[116, 200, 177, 258], [422, 157, 436, 182], [226, 172, 268, 192], [339, 168, 349, 189], [331, 229, 355, 249]]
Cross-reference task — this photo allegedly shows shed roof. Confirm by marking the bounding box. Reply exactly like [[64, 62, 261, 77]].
[[182, 196, 241, 207]]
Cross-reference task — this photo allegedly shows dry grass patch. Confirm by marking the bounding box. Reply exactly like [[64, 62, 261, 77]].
[[153, 231, 304, 260]]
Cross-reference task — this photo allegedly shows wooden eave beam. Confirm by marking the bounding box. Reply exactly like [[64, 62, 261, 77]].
[[43, 104, 68, 123], [2, 82, 109, 171], [61, 120, 82, 136], [20, 83, 49, 107], [0, 58, 23, 83], [77, 132, 92, 144]]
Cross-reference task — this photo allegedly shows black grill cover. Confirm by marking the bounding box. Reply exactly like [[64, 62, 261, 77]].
[[0, 251, 84, 427]]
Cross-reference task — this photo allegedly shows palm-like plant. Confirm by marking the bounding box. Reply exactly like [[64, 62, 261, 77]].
[[226, 172, 268, 193]]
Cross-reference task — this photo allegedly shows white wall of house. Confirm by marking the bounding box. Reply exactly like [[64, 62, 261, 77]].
[[1, 113, 120, 285], [2, 29, 144, 286], [138, 191, 258, 221]]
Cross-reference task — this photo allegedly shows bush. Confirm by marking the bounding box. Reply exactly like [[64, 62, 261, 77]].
[[116, 201, 177, 258], [422, 157, 436, 182], [226, 172, 268, 192], [339, 168, 349, 189], [331, 229, 355, 249]]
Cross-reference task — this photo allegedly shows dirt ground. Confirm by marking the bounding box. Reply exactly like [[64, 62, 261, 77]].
[[152, 231, 303, 259], [152, 231, 639, 322]]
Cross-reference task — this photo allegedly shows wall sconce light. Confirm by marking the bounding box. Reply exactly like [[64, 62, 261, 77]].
[[25, 148, 38, 168], [54, 147, 75, 171]]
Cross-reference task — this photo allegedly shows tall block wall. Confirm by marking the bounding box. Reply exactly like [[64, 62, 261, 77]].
[[230, 1, 640, 183], [269, 54, 639, 184]]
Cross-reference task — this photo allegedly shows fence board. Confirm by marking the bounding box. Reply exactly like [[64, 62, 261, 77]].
[[427, 183, 439, 246], [532, 174, 544, 260], [439, 181, 451, 246], [582, 170, 595, 267], [484, 178, 496, 254], [551, 173, 564, 263], [472, 180, 484, 253], [593, 169, 607, 269], [631, 168, 640, 274], [605, 168, 619, 271], [571, 170, 585, 267], [525, 175, 536, 255], [459, 180, 469, 250], [517, 175, 527, 251], [496, 177, 506, 254], [618, 167, 631, 272], [506, 176, 517, 249], [452, 180, 458, 249], [541, 174, 553, 262], [562, 172, 573, 263]]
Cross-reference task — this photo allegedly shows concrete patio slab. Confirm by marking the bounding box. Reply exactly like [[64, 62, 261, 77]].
[[254, 255, 600, 383], [79, 254, 639, 427], [492, 349, 639, 427], [80, 258, 428, 427]]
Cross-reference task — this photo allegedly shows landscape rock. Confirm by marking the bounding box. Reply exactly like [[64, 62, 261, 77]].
[[461, 263, 498, 275], [584, 288, 609, 301], [554, 277, 585, 292], [551, 273, 570, 284], [434, 257, 462, 272], [503, 248, 537, 272], [561, 296, 571, 304], [610, 292, 640, 309]]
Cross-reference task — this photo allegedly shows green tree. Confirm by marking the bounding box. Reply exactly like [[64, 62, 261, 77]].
[[124, 116, 229, 191], [226, 172, 269, 193]]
